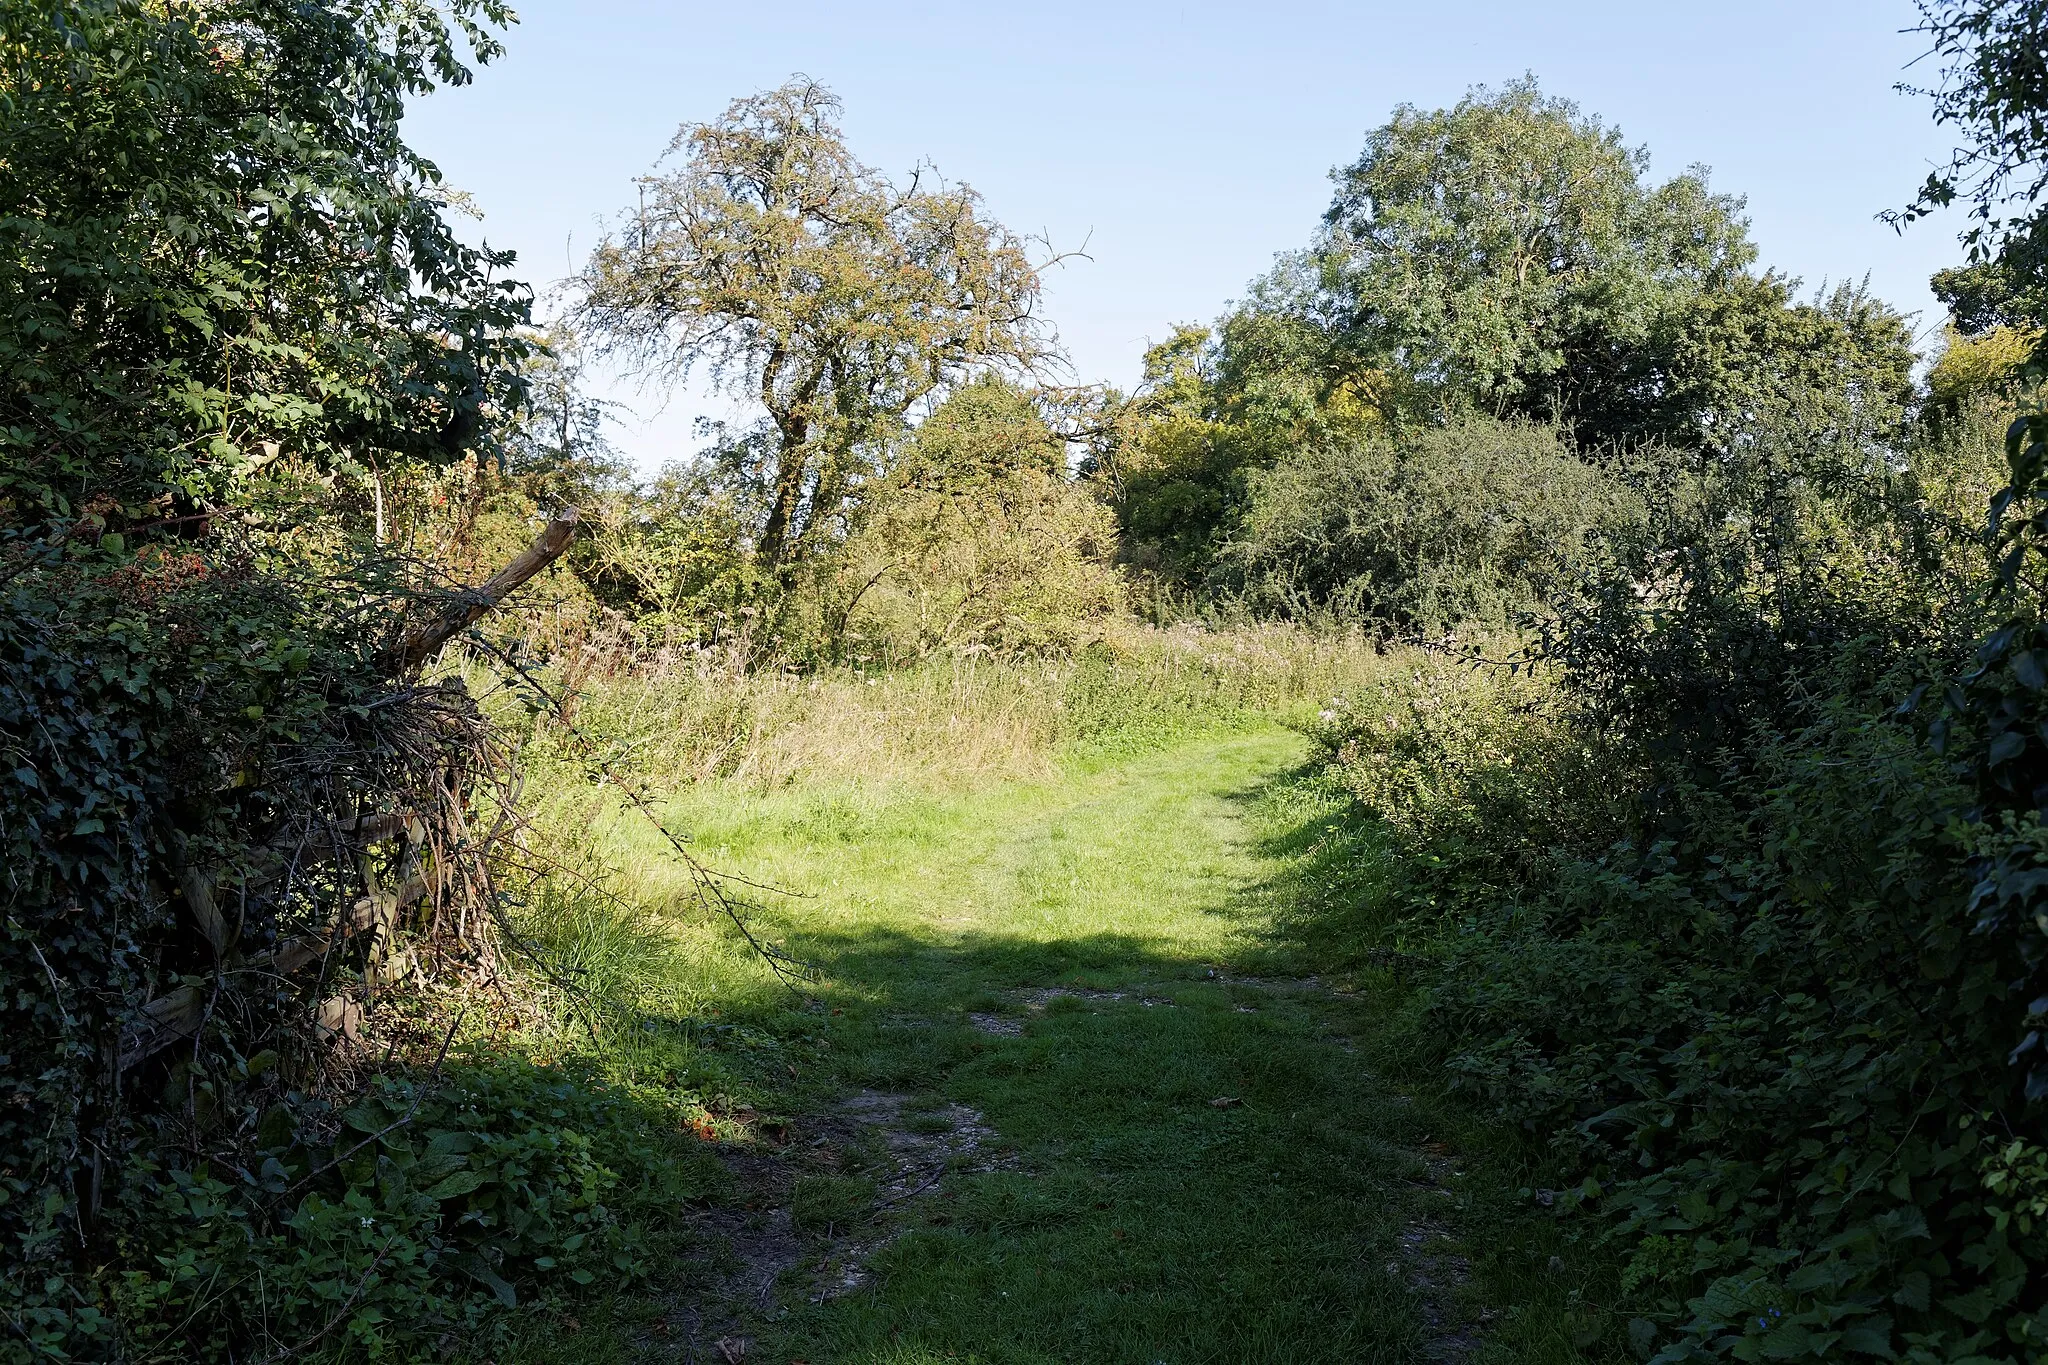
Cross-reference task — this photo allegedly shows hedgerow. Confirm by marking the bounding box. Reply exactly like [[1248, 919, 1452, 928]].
[[1308, 396, 2048, 1360], [0, 3, 666, 1358]]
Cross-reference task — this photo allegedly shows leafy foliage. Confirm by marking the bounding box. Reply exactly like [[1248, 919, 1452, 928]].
[[1317, 79, 1756, 446], [1099, 80, 1918, 594], [0, 3, 678, 1358], [1309, 632, 2048, 1359], [1895, 0, 2048, 332], [1294, 307, 2048, 1362], [579, 77, 1059, 566], [0, 0, 532, 531], [1220, 415, 1641, 630], [835, 377, 1122, 659], [104, 1060, 701, 1362]]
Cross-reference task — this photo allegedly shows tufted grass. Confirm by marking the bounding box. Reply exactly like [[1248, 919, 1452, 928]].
[[487, 637, 1619, 1363]]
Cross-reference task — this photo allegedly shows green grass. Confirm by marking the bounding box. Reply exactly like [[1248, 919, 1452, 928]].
[[502, 718, 1621, 1364]]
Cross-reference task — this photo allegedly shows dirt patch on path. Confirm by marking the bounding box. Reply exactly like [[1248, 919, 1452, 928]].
[[836, 1089, 1010, 1197], [638, 1089, 1013, 1360], [1394, 1142, 1484, 1362], [966, 984, 1186, 1035]]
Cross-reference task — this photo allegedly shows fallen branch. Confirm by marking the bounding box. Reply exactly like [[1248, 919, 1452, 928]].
[[386, 508, 581, 676], [118, 882, 427, 1071]]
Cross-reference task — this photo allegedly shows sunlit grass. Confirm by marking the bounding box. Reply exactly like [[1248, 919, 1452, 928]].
[[491, 637, 1617, 1363]]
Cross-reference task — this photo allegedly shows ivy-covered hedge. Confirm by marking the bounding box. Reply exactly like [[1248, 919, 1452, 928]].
[[0, 3, 641, 1358]]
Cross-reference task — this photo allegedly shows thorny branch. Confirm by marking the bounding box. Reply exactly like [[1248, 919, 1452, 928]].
[[461, 635, 815, 991]]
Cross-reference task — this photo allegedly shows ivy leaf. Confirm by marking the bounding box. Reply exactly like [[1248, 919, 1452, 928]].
[[2015, 650, 2048, 692], [1988, 730, 2026, 766]]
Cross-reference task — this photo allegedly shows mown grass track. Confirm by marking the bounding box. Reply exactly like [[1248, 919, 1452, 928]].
[[508, 724, 1613, 1365]]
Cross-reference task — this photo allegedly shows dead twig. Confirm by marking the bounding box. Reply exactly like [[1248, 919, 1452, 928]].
[[462, 636, 815, 991]]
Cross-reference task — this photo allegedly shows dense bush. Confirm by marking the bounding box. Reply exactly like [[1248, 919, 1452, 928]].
[[0, 536, 472, 1356], [103, 1060, 699, 1362], [832, 378, 1122, 659], [0, 4, 669, 1358], [1221, 415, 1641, 630], [1303, 382, 2048, 1359]]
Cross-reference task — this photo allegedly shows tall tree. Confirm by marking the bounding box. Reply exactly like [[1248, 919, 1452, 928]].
[[1101, 80, 1920, 587], [1896, 0, 2048, 346], [580, 78, 1059, 566], [1308, 79, 1913, 451], [1318, 79, 1751, 439]]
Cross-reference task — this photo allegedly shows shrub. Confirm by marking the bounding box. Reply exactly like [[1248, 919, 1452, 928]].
[[1302, 387, 2048, 1359], [1220, 415, 1642, 631], [1316, 659, 2048, 1361], [838, 469, 1123, 660], [826, 376, 1125, 661], [103, 1060, 700, 1362]]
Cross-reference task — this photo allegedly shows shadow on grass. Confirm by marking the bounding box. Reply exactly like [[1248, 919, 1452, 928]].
[[494, 744, 1624, 1365]]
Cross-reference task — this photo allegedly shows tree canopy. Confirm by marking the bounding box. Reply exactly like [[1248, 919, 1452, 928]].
[[1100, 79, 1919, 591], [1896, 0, 2048, 345], [1316, 80, 1750, 439], [580, 78, 1058, 566], [1298, 79, 1915, 450], [0, 0, 532, 535]]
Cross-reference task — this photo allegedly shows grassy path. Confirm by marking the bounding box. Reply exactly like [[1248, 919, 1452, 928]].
[[528, 724, 1589, 1363]]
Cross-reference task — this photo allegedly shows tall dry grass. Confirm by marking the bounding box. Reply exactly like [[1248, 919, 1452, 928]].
[[518, 620, 1398, 793], [485, 620, 1409, 1030]]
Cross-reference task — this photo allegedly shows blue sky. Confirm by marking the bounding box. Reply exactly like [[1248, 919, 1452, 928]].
[[406, 0, 1968, 472]]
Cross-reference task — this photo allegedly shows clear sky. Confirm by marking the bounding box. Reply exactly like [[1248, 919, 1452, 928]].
[[405, 0, 1968, 473]]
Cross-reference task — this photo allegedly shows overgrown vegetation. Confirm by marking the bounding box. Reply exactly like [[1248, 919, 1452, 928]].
[[0, 3, 679, 1358], [1262, 4, 2048, 1360], [14, 0, 2048, 1358]]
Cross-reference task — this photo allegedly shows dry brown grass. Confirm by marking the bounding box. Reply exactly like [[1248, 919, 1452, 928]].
[[515, 621, 1397, 794]]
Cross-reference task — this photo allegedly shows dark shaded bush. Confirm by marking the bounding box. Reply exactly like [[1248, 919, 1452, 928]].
[[1220, 415, 1641, 631], [0, 3, 652, 1358], [1304, 387, 2048, 1359], [108, 1059, 707, 1362]]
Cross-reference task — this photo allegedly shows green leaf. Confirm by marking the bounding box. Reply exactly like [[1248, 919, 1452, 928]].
[[1941, 1287, 1995, 1324], [1757, 1323, 1817, 1359], [474, 1264, 517, 1308], [424, 1168, 487, 1201], [1839, 1318, 1895, 1358], [2015, 651, 2048, 692]]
